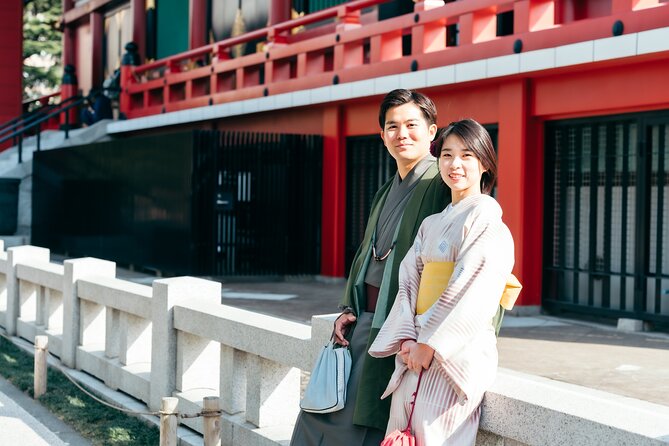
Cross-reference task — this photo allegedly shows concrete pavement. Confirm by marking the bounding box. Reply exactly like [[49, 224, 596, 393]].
[[0, 375, 91, 446]]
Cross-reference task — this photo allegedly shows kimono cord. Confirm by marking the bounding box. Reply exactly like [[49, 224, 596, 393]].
[[371, 215, 404, 330], [405, 369, 425, 433]]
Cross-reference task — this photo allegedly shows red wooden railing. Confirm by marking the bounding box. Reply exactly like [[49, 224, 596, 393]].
[[120, 0, 669, 119]]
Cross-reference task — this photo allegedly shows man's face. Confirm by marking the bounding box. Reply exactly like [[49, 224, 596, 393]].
[[380, 102, 437, 168]]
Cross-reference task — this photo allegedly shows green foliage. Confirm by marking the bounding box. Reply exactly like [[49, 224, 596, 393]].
[[0, 337, 160, 445], [23, 0, 63, 100]]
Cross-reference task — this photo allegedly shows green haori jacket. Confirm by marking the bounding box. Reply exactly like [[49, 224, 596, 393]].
[[340, 162, 452, 431]]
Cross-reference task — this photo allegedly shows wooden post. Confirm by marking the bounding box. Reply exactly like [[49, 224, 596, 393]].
[[34, 336, 48, 399], [159, 397, 179, 446], [203, 396, 221, 446]]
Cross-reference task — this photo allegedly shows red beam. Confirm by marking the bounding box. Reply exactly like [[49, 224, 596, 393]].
[[63, 0, 114, 25]]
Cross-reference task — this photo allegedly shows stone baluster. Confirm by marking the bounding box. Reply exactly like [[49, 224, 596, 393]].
[[6, 246, 49, 336], [62, 258, 116, 368]]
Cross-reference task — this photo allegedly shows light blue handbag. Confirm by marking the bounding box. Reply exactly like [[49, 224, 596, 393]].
[[300, 339, 352, 413]]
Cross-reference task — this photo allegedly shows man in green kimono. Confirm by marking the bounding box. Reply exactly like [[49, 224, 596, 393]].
[[291, 89, 452, 445]]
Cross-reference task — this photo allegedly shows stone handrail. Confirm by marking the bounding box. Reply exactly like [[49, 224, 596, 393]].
[[0, 243, 667, 445]]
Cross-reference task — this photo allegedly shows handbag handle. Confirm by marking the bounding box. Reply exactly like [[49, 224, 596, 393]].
[[404, 369, 424, 433]]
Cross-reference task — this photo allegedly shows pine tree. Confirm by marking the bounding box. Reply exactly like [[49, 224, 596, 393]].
[[23, 0, 62, 101]]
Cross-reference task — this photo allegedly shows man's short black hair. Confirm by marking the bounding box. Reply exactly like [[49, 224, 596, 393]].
[[378, 89, 437, 129]]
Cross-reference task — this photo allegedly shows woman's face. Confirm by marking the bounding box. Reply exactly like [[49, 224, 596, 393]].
[[439, 134, 485, 203]]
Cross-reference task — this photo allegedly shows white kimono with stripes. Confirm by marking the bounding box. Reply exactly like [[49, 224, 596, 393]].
[[369, 194, 514, 446]]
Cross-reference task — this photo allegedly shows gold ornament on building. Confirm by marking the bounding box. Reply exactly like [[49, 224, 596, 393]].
[[291, 8, 305, 35], [231, 8, 246, 58]]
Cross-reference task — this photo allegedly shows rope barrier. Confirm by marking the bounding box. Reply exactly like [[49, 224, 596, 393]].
[[180, 410, 221, 419]]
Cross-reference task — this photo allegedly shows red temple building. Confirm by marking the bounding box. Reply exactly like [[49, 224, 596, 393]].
[[3, 0, 669, 325]]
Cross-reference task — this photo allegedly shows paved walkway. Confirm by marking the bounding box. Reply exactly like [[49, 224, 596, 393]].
[[0, 376, 91, 446]]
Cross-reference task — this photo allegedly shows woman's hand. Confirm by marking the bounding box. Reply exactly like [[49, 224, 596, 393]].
[[333, 313, 356, 346], [398, 339, 415, 365], [400, 341, 434, 373]]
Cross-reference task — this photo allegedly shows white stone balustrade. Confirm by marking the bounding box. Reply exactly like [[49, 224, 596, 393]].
[[61, 257, 116, 368], [0, 242, 667, 446], [77, 275, 153, 401], [6, 246, 50, 336], [165, 288, 319, 436]]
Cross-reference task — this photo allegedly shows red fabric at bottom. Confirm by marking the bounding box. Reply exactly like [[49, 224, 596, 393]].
[[380, 428, 415, 446]]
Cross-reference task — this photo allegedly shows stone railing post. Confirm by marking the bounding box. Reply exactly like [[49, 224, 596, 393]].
[[61, 258, 116, 368], [220, 345, 247, 415], [150, 277, 221, 412], [120, 312, 152, 365], [45, 289, 64, 334], [105, 308, 121, 360], [6, 246, 50, 336], [246, 354, 300, 428]]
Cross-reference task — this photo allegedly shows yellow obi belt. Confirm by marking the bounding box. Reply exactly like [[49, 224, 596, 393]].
[[416, 261, 522, 315]]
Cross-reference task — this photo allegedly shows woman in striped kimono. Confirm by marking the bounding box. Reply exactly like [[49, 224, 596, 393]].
[[369, 119, 515, 445]]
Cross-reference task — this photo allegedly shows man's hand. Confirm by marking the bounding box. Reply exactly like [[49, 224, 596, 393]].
[[333, 313, 356, 346]]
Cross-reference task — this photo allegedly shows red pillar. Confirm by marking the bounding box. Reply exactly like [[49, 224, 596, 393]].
[[132, 0, 146, 62], [91, 11, 104, 89], [321, 106, 347, 277], [0, 0, 22, 149], [523, 116, 544, 309], [269, 0, 291, 25], [61, 0, 75, 66], [62, 26, 75, 68], [189, 0, 206, 49], [412, 0, 446, 55], [119, 43, 140, 118], [62, 0, 75, 72], [497, 80, 541, 309], [60, 65, 79, 128], [514, 0, 555, 33]]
